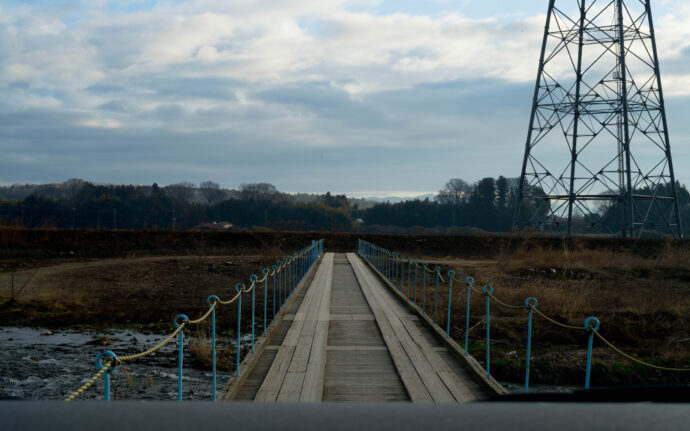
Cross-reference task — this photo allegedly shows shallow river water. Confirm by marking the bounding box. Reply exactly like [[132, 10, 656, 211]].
[[0, 327, 234, 400], [1, 326, 577, 400]]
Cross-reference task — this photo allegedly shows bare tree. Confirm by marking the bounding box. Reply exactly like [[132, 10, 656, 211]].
[[63, 178, 86, 203], [239, 183, 280, 202], [436, 178, 471, 206], [165, 182, 196, 202], [199, 180, 227, 205]]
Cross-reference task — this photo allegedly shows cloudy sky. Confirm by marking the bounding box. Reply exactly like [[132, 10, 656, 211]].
[[2, 0, 690, 197]]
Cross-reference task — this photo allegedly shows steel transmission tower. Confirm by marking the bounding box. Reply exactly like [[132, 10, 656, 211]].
[[514, 0, 683, 238]]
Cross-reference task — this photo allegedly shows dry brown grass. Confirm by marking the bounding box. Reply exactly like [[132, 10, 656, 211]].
[[189, 327, 213, 368], [495, 238, 690, 272], [0, 254, 280, 330], [412, 243, 690, 385]]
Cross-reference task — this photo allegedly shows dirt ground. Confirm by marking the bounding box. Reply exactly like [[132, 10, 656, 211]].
[[0, 254, 285, 330]]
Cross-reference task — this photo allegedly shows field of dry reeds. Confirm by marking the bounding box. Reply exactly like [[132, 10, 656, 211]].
[[413, 240, 690, 386]]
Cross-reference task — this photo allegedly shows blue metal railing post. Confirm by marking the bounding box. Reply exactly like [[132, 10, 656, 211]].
[[173, 314, 189, 401], [262, 268, 269, 333], [206, 295, 219, 401], [446, 270, 455, 337], [234, 283, 244, 376], [250, 274, 257, 352], [482, 285, 494, 379], [284, 258, 288, 303], [394, 254, 399, 287], [414, 261, 418, 306], [524, 297, 538, 393], [104, 368, 110, 401], [422, 263, 427, 313], [283, 257, 292, 296], [433, 267, 441, 323], [95, 350, 117, 401], [390, 252, 393, 283], [387, 252, 391, 280], [285, 257, 292, 302], [407, 257, 412, 300], [383, 248, 386, 278], [400, 256, 404, 291], [584, 316, 600, 389], [290, 256, 295, 295], [272, 265, 277, 320], [464, 277, 474, 354], [392, 253, 396, 286], [278, 261, 283, 310]]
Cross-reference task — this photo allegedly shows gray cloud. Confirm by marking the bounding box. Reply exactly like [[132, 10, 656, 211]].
[[1, 0, 690, 195], [97, 100, 137, 113], [85, 84, 127, 94]]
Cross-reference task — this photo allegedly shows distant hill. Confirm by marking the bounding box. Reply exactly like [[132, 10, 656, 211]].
[[363, 194, 436, 204]]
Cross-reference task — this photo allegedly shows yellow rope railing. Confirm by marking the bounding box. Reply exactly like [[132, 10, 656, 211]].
[[359, 239, 690, 378], [64, 240, 323, 401]]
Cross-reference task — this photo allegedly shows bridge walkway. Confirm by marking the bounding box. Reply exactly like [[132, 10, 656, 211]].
[[222, 252, 492, 402]]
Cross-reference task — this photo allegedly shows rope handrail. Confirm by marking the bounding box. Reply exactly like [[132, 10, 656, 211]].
[[487, 292, 524, 309], [188, 302, 217, 325], [357, 238, 690, 391], [217, 290, 242, 305], [243, 280, 257, 294], [64, 239, 325, 402], [65, 323, 188, 401], [424, 265, 438, 274], [530, 305, 583, 330], [118, 323, 187, 362], [592, 329, 690, 372], [64, 359, 115, 402]]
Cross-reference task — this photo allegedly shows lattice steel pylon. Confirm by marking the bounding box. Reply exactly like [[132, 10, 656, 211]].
[[514, 0, 683, 238]]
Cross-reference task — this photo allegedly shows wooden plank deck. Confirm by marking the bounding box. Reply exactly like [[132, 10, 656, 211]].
[[323, 254, 408, 401], [254, 253, 333, 402], [222, 252, 494, 402], [348, 253, 476, 402]]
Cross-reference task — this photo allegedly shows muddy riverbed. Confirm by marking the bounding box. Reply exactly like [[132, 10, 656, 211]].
[[0, 327, 237, 400]]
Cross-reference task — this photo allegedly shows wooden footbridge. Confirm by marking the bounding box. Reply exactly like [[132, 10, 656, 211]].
[[221, 253, 506, 402]]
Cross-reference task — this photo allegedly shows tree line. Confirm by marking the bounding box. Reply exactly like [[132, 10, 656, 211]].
[[1, 177, 689, 235], [0, 180, 353, 231]]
